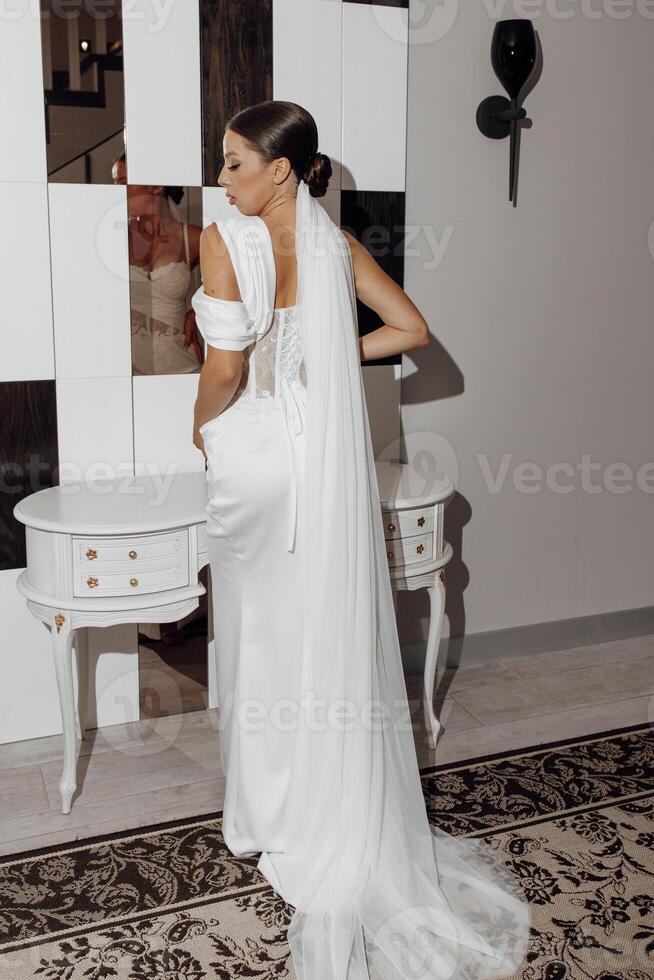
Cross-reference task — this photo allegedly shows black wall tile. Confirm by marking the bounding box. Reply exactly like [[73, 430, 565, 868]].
[[0, 381, 59, 571], [200, 0, 273, 187], [341, 189, 405, 366], [343, 0, 409, 7]]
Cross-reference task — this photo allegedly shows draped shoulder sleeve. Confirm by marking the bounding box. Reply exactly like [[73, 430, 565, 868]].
[[190, 288, 255, 351], [190, 215, 276, 351]]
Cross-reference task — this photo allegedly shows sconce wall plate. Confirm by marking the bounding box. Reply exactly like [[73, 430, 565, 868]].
[[476, 95, 512, 140]]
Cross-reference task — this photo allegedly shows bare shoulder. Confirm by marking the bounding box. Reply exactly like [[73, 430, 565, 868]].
[[339, 228, 377, 272], [339, 227, 383, 280], [199, 222, 242, 301], [340, 228, 363, 258]]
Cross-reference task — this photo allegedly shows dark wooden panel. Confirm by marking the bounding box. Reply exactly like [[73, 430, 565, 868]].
[[340, 189, 405, 366], [0, 381, 59, 571], [200, 0, 273, 187]]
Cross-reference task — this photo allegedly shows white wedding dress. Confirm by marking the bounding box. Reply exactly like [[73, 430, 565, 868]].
[[194, 298, 307, 856], [192, 186, 531, 980]]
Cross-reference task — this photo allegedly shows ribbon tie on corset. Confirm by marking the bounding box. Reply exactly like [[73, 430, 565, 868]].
[[280, 376, 305, 553]]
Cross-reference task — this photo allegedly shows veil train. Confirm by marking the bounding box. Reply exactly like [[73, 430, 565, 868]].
[[253, 177, 531, 980]]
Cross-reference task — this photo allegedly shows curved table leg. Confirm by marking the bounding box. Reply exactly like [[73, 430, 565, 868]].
[[50, 612, 78, 813], [24, 593, 205, 814], [423, 570, 446, 750], [74, 626, 89, 741]]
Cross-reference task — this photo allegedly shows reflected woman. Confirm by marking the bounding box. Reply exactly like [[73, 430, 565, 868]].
[[112, 153, 204, 376]]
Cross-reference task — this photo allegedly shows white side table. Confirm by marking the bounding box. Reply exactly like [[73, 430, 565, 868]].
[[375, 461, 454, 749], [13, 472, 210, 813], [13, 465, 454, 813]]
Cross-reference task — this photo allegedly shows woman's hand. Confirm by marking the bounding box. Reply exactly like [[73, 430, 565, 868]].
[[184, 310, 204, 365], [193, 424, 207, 460]]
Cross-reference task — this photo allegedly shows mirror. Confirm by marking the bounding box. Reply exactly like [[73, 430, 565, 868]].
[[112, 156, 204, 376], [41, 0, 126, 184]]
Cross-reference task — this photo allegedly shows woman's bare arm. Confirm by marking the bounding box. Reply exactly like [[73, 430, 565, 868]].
[[193, 225, 245, 446], [341, 229, 430, 361]]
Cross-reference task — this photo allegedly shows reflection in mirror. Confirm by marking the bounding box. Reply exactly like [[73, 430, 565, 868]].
[[41, 0, 126, 183], [112, 156, 204, 376]]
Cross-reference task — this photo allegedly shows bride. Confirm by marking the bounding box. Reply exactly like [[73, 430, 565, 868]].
[[191, 100, 531, 980]]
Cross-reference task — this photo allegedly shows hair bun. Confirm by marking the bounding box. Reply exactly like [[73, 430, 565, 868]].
[[304, 151, 332, 198]]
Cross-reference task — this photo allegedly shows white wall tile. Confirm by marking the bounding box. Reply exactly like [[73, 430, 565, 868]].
[[273, 0, 343, 189], [133, 374, 204, 477], [84, 624, 140, 732], [0, 564, 140, 745], [0, 182, 54, 382], [200, 186, 239, 229], [0, 5, 46, 183], [122, 0, 202, 186], [49, 183, 132, 380], [1, 2, 410, 748], [362, 362, 402, 460], [342, 4, 408, 192], [0, 569, 62, 744], [56, 376, 135, 484]]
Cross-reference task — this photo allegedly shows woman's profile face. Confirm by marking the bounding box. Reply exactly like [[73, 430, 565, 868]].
[[218, 129, 288, 217], [112, 158, 126, 184]]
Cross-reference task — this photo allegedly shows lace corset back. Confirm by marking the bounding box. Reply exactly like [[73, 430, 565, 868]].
[[238, 305, 306, 402]]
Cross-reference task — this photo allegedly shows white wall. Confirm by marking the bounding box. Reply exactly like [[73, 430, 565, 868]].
[[0, 0, 409, 744], [400, 4, 654, 647]]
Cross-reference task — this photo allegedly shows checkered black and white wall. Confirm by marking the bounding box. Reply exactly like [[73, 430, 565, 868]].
[[0, 0, 409, 744]]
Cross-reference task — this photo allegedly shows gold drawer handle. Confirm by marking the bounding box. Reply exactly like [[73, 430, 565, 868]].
[[416, 544, 425, 555], [129, 550, 138, 560], [86, 549, 97, 560], [87, 577, 99, 588], [387, 550, 394, 561], [387, 522, 396, 533], [130, 578, 139, 587], [417, 516, 425, 527]]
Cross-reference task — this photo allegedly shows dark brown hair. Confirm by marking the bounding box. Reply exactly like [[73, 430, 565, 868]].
[[226, 100, 332, 198]]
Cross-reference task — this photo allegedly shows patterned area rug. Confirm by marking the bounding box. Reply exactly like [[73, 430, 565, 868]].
[[0, 723, 652, 979]]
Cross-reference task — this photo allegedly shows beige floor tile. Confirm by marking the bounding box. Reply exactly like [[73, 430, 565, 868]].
[[415, 693, 652, 769], [434, 660, 524, 694], [3, 636, 653, 856], [0, 795, 224, 859], [507, 637, 654, 678], [405, 673, 483, 732], [0, 776, 225, 854], [452, 653, 654, 725], [0, 764, 48, 820], [40, 741, 224, 811]]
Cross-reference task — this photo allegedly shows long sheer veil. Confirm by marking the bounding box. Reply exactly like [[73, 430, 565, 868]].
[[255, 177, 532, 979]]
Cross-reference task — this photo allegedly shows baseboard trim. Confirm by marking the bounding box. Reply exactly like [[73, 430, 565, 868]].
[[401, 603, 654, 674]]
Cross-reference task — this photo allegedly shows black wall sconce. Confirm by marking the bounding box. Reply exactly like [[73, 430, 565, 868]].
[[476, 20, 538, 207]]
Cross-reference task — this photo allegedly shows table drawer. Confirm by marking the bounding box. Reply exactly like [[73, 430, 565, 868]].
[[75, 562, 189, 597], [72, 530, 189, 597], [382, 506, 433, 539], [385, 531, 433, 568], [73, 530, 187, 568]]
